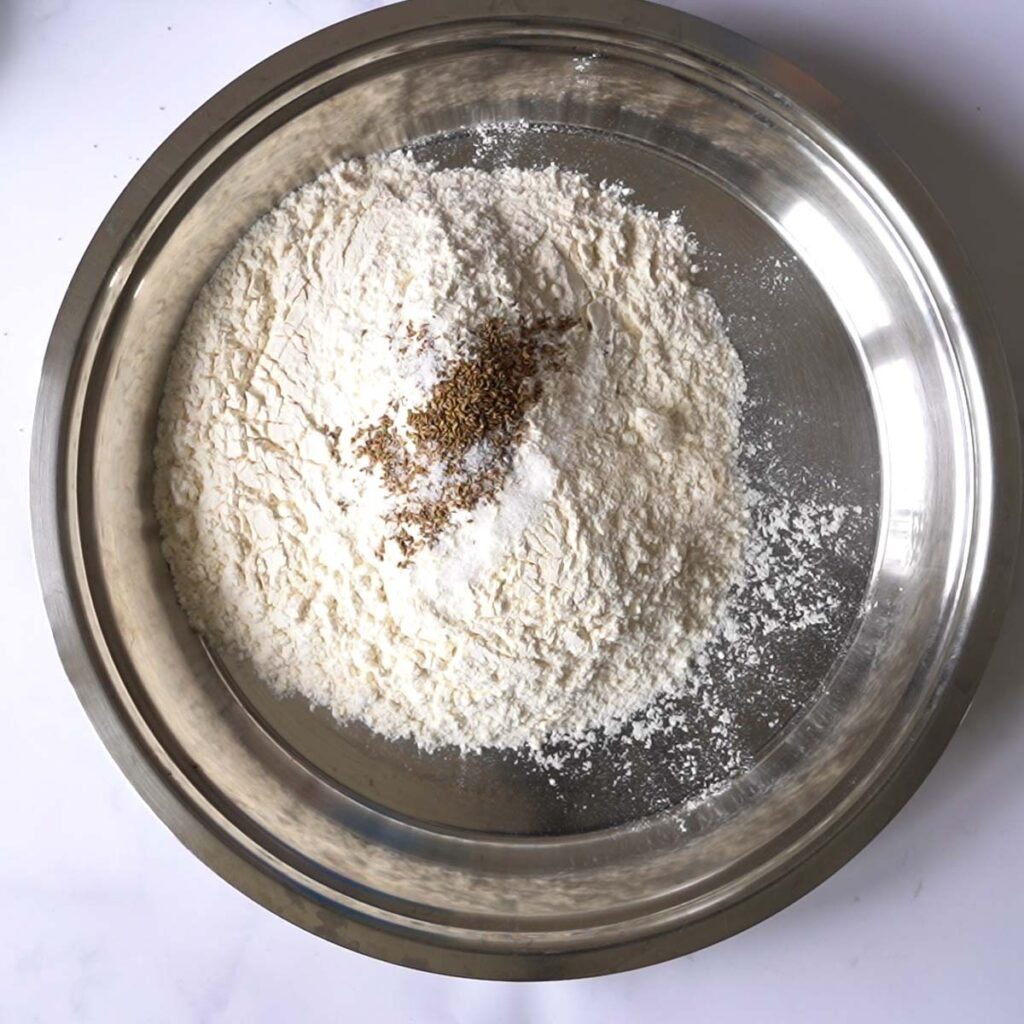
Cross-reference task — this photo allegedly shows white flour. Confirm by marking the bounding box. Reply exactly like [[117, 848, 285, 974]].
[[155, 152, 749, 753]]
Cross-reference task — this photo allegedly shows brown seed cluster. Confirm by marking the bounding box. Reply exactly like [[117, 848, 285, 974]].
[[353, 413, 421, 493], [407, 315, 576, 461], [354, 313, 579, 562]]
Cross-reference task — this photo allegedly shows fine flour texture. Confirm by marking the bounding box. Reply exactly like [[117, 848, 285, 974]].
[[155, 152, 748, 753]]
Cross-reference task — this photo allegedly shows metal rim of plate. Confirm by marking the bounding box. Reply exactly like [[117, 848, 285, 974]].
[[31, 0, 1020, 979]]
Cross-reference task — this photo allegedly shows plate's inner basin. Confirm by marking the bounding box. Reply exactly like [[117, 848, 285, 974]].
[[84, 32, 968, 916], [208, 125, 879, 835]]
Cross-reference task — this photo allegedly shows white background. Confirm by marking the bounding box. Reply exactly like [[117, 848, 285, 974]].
[[2, 0, 1022, 1020]]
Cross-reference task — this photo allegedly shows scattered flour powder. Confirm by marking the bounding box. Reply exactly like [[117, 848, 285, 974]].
[[155, 151, 749, 754]]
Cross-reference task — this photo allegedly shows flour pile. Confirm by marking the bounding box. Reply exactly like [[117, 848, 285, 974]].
[[154, 152, 747, 753]]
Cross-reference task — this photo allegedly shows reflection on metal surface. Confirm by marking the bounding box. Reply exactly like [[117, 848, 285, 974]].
[[781, 199, 892, 336], [30, 0, 1020, 980], [874, 356, 930, 570]]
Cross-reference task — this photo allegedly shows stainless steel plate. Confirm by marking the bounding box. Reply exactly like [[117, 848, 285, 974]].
[[32, 0, 1020, 979]]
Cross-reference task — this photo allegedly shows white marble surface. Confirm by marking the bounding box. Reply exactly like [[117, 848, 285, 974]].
[[2, 0, 1022, 1020]]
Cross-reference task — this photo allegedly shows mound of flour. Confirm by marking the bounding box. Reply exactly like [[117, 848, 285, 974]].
[[154, 152, 747, 753]]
